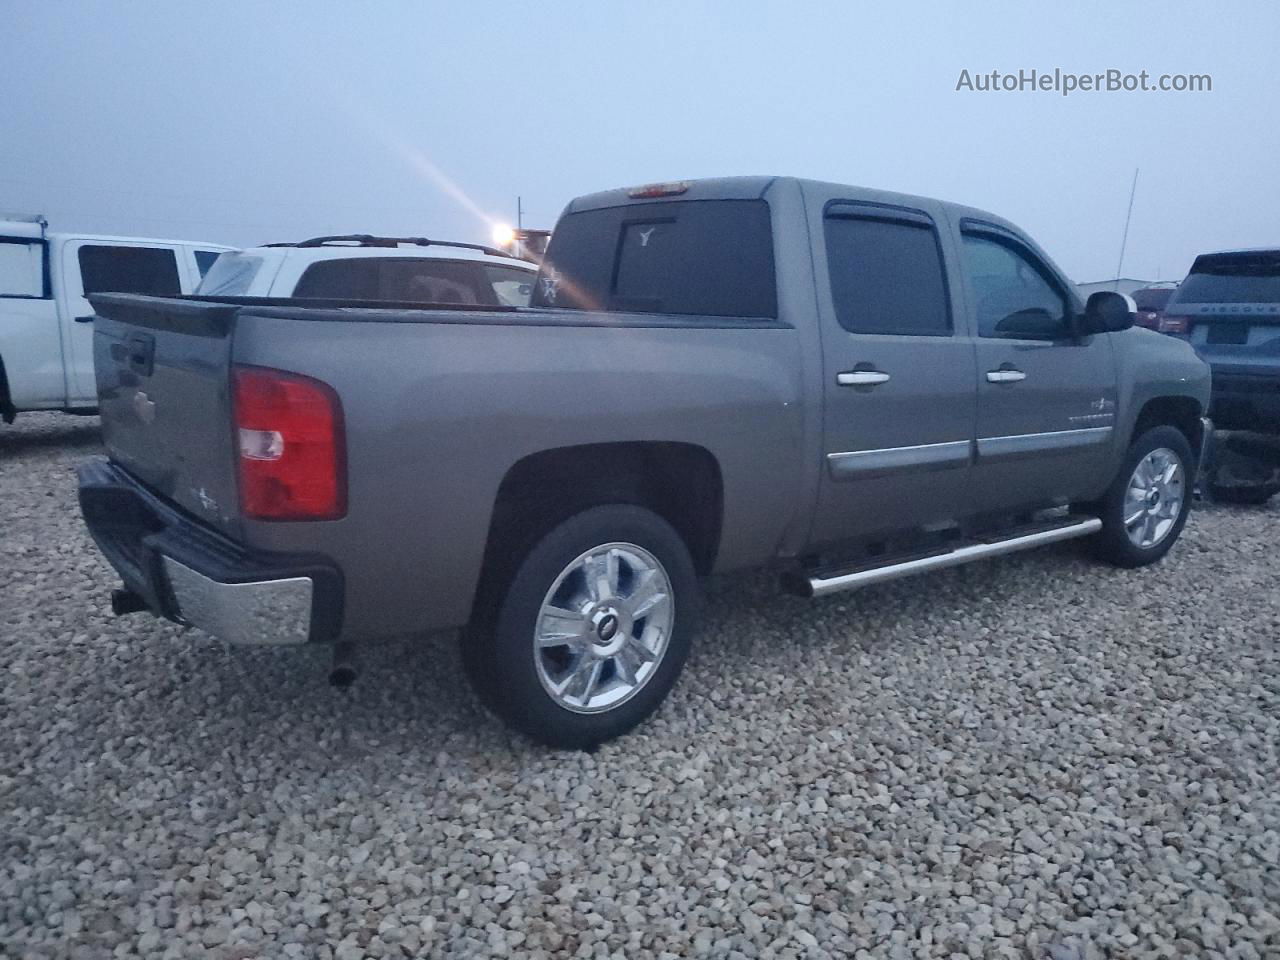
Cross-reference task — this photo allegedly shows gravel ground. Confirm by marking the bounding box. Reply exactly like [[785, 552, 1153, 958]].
[[2, 411, 1279, 960]]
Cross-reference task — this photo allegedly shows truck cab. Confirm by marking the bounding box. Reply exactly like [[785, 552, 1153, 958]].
[[0, 215, 230, 422]]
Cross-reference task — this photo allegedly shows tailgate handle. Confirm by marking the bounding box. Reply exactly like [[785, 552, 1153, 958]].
[[124, 332, 156, 377]]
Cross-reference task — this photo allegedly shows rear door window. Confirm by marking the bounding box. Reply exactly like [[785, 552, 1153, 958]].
[[532, 199, 776, 318], [0, 238, 47, 298], [78, 245, 181, 296], [1175, 252, 1280, 303], [824, 213, 950, 335]]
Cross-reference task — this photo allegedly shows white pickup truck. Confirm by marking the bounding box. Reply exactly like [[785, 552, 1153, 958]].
[[0, 215, 231, 423]]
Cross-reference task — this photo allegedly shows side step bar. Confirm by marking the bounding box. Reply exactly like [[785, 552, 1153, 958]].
[[795, 517, 1102, 599]]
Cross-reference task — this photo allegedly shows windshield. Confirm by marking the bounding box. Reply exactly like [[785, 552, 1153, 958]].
[[196, 253, 263, 296], [1175, 253, 1280, 304]]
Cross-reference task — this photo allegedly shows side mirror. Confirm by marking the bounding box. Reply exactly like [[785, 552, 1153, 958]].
[[1081, 291, 1134, 334]]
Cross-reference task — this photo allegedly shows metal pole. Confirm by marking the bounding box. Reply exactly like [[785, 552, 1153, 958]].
[[1114, 167, 1139, 289]]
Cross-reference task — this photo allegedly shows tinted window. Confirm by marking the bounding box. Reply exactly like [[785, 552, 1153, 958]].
[[197, 253, 263, 295], [532, 199, 776, 318], [484, 265, 535, 306], [825, 216, 950, 335], [293, 258, 509, 305], [1131, 287, 1174, 310], [78, 245, 181, 296], [194, 249, 223, 276], [1175, 252, 1280, 303], [0, 239, 46, 298], [962, 234, 1068, 339]]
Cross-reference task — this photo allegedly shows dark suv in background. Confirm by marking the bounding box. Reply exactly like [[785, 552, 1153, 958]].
[[1131, 284, 1178, 331], [1164, 248, 1280, 503]]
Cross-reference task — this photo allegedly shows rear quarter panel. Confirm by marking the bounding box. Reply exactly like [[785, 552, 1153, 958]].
[[231, 312, 806, 640]]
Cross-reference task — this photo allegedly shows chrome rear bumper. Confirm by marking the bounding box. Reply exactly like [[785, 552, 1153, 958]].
[[78, 458, 342, 646], [163, 558, 314, 646]]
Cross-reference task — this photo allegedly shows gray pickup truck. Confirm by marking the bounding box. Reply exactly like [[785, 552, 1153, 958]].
[[78, 176, 1211, 748]]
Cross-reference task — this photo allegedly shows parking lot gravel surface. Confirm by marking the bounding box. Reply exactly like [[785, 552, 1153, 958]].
[[3, 412, 1279, 960]]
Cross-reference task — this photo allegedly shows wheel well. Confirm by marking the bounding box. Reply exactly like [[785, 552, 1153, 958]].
[[480, 442, 724, 588], [0, 356, 14, 423], [1132, 396, 1203, 455]]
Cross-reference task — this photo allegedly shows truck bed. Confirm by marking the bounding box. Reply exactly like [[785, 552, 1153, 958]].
[[88, 292, 808, 640]]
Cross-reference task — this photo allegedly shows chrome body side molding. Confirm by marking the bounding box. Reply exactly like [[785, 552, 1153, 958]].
[[976, 426, 1112, 462], [826, 439, 971, 481]]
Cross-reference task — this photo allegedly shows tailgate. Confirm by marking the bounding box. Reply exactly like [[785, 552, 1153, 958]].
[[90, 293, 243, 534], [1184, 306, 1280, 374]]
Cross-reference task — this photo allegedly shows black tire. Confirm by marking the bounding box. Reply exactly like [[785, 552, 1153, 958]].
[[1091, 425, 1195, 568], [1208, 482, 1280, 506], [462, 504, 699, 750]]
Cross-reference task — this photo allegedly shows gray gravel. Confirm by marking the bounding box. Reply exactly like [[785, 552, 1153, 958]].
[[3, 411, 1279, 960]]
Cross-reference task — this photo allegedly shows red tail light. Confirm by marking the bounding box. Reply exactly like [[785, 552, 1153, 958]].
[[233, 366, 345, 520], [1158, 315, 1190, 335]]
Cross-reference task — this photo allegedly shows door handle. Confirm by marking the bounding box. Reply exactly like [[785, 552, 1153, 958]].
[[837, 370, 891, 387], [986, 368, 1027, 384], [74, 315, 95, 323]]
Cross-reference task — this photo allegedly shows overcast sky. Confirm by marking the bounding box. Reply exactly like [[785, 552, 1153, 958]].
[[3, 1, 1277, 282]]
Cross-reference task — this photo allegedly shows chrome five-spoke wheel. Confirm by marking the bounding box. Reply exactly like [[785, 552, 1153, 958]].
[[534, 542, 674, 714], [1124, 447, 1185, 549]]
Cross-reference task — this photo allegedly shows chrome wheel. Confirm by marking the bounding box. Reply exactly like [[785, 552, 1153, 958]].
[[534, 542, 674, 714], [1124, 447, 1185, 549]]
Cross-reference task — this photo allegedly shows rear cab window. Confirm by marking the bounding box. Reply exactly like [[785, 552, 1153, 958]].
[[78, 245, 181, 296], [1132, 287, 1174, 311], [532, 199, 776, 318]]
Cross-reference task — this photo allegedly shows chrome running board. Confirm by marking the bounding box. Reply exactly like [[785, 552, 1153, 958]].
[[798, 517, 1102, 599]]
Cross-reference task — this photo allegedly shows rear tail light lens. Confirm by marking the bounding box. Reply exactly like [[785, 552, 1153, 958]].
[[233, 366, 345, 520], [1158, 316, 1190, 335]]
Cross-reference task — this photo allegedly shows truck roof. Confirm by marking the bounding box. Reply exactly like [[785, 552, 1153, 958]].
[[564, 175, 1021, 234], [1192, 247, 1280, 258], [2, 215, 234, 249], [232, 241, 536, 271], [45, 233, 236, 249]]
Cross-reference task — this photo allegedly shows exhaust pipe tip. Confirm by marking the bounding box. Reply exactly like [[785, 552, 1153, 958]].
[[329, 663, 358, 689], [329, 642, 358, 689], [110, 588, 149, 616]]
